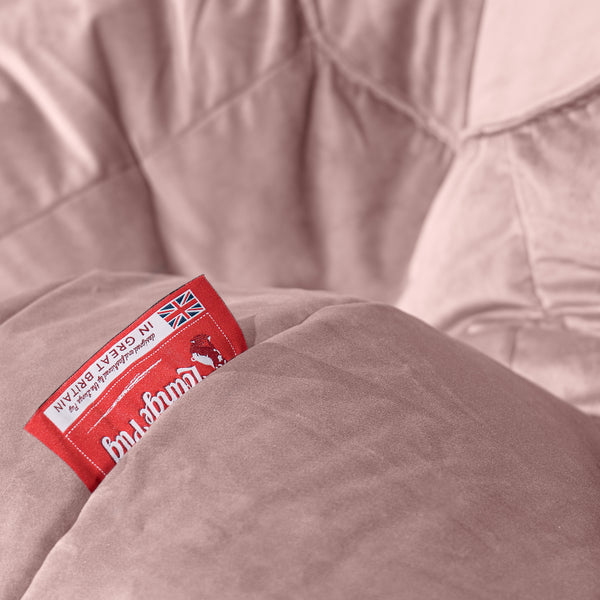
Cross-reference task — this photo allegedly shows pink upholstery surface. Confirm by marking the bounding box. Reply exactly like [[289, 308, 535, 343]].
[[2, 1, 600, 597], [400, 3, 600, 413], [4, 272, 600, 599]]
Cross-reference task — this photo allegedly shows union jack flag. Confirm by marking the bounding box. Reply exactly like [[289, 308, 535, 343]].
[[157, 290, 205, 329]]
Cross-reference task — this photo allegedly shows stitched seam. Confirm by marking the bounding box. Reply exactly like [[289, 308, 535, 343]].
[[296, 0, 457, 150], [86, 358, 162, 433], [462, 73, 600, 140], [65, 308, 240, 471], [461, 0, 487, 130], [66, 436, 106, 476], [68, 312, 211, 434], [507, 325, 520, 371], [140, 37, 311, 163], [504, 135, 547, 315], [206, 312, 236, 356], [0, 39, 311, 243], [0, 160, 139, 242], [397, 140, 478, 332]]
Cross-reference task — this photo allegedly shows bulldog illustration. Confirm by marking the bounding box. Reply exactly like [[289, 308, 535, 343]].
[[189, 334, 226, 369]]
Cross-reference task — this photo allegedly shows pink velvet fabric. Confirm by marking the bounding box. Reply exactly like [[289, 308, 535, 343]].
[[0, 0, 480, 304], [2, 0, 600, 597], [3, 272, 600, 599]]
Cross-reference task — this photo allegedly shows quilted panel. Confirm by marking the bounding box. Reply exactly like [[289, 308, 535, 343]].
[[399, 90, 600, 413]]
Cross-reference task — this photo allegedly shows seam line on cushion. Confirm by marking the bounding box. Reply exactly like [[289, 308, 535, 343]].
[[139, 36, 313, 164], [0, 39, 311, 243], [504, 135, 547, 315], [461, 0, 487, 130], [507, 325, 520, 371], [0, 160, 141, 242], [462, 73, 600, 140], [296, 0, 457, 150]]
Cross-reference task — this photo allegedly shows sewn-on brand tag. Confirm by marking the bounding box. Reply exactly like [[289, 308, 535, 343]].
[[25, 276, 247, 491]]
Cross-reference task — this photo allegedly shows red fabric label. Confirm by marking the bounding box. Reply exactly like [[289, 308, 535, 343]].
[[25, 276, 247, 491]]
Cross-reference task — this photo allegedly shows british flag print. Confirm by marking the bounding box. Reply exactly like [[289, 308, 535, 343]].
[[157, 290, 205, 329]]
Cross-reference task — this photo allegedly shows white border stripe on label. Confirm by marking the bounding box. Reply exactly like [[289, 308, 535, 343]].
[[45, 312, 176, 432]]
